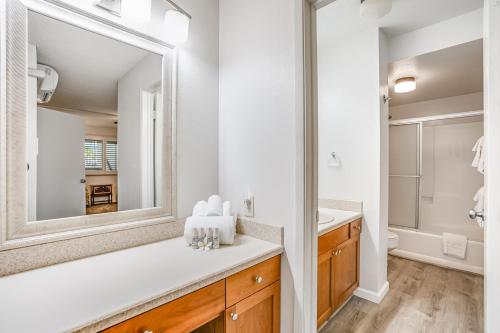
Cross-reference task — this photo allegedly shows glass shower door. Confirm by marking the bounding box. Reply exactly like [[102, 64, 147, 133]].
[[389, 123, 421, 228]]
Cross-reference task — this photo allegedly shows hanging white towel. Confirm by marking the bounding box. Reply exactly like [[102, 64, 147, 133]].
[[442, 232, 468, 259], [472, 136, 485, 174], [473, 186, 485, 228]]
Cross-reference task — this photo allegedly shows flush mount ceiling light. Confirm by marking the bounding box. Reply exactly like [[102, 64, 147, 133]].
[[163, 0, 191, 45], [394, 77, 416, 93], [360, 0, 392, 19]]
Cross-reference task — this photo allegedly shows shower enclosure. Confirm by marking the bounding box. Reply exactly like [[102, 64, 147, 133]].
[[389, 111, 484, 242]]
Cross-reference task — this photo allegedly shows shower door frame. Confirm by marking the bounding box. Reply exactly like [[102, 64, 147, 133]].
[[388, 122, 423, 229], [389, 110, 484, 230]]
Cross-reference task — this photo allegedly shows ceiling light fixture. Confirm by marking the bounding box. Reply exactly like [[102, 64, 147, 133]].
[[163, 0, 191, 45], [360, 0, 392, 19], [394, 77, 416, 93]]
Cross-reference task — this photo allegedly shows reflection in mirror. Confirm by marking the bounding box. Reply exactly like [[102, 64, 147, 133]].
[[26, 10, 164, 221]]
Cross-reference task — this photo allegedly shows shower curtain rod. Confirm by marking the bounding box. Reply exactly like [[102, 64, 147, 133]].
[[389, 110, 484, 126]]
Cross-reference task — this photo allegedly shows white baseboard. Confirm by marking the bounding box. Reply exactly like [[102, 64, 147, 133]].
[[354, 281, 389, 304], [390, 249, 484, 275]]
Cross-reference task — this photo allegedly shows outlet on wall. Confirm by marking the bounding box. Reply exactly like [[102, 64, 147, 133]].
[[243, 193, 254, 217]]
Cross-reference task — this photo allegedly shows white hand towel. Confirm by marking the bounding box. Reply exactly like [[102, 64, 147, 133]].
[[206, 195, 223, 216], [442, 232, 467, 259], [223, 201, 232, 217], [472, 136, 485, 174], [192, 200, 208, 216], [184, 216, 236, 245]]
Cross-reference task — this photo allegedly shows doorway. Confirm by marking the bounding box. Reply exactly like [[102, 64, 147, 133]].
[[303, 0, 497, 331]]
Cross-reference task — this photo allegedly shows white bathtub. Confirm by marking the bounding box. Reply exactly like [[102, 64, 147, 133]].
[[389, 227, 484, 275]]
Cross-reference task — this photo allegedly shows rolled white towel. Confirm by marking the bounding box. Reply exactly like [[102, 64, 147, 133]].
[[192, 200, 208, 216], [206, 195, 223, 216], [223, 201, 232, 217], [184, 216, 236, 245]]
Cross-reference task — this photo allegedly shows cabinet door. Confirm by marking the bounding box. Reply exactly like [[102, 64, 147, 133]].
[[317, 250, 334, 328], [332, 237, 359, 310], [225, 281, 280, 333]]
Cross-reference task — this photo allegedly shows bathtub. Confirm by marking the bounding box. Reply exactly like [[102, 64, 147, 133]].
[[389, 227, 484, 275]]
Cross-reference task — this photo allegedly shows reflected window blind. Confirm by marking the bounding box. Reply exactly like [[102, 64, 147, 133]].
[[85, 139, 103, 170], [106, 141, 117, 171]]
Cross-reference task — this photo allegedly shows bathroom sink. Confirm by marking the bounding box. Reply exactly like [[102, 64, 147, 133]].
[[318, 211, 335, 225]]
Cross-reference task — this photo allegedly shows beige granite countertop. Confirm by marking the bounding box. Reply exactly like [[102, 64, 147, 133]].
[[0, 233, 283, 333], [318, 208, 363, 236]]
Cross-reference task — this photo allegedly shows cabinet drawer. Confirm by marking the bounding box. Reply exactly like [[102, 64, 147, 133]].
[[318, 224, 349, 255], [226, 256, 280, 307], [350, 219, 362, 237], [102, 280, 225, 333]]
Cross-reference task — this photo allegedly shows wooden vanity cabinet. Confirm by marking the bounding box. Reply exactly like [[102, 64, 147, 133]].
[[225, 281, 280, 333], [101, 256, 281, 333], [317, 219, 361, 329]]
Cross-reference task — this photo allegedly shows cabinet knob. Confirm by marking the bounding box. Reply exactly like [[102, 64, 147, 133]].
[[353, 225, 361, 230], [144, 330, 153, 333], [332, 250, 338, 256], [255, 276, 263, 284], [230, 312, 239, 321]]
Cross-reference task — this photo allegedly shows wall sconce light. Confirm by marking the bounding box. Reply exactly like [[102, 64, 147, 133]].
[[163, 0, 191, 45]]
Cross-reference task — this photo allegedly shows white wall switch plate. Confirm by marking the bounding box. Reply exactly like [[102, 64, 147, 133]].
[[243, 194, 254, 217]]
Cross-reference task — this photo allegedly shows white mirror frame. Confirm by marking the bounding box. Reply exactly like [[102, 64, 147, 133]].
[[0, 0, 178, 274]]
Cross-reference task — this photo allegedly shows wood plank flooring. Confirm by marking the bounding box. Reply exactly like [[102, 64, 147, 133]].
[[320, 256, 484, 333]]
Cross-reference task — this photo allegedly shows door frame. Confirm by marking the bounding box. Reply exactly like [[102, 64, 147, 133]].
[[299, 1, 336, 332], [484, 0, 500, 331]]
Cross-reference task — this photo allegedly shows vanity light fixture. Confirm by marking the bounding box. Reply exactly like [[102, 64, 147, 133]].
[[163, 0, 191, 45], [394, 77, 416, 93], [360, 0, 392, 19]]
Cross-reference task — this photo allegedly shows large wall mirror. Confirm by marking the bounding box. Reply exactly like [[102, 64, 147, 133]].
[[1, 0, 176, 249]]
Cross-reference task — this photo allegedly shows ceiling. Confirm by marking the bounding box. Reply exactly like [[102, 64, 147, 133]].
[[317, 0, 483, 48], [389, 39, 483, 106], [29, 10, 152, 116]]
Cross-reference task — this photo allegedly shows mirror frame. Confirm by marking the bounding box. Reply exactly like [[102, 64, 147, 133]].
[[0, 0, 178, 254]]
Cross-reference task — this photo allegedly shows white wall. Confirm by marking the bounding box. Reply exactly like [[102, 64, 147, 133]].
[[317, 26, 389, 297], [218, 0, 299, 331], [117, 53, 162, 211], [176, 0, 220, 217], [0, 0, 220, 331], [389, 8, 483, 63], [390, 92, 484, 120]]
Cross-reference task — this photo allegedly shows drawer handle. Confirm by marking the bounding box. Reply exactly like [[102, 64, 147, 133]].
[[255, 276, 264, 284], [231, 312, 239, 321]]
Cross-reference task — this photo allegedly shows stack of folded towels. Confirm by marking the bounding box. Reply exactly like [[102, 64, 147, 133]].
[[184, 195, 236, 248]]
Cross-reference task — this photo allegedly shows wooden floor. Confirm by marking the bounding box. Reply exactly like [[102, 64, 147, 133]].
[[86, 203, 118, 215], [320, 256, 484, 333]]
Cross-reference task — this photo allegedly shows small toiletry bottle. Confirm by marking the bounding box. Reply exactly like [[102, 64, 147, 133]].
[[207, 227, 214, 247], [213, 228, 220, 249], [191, 228, 199, 249]]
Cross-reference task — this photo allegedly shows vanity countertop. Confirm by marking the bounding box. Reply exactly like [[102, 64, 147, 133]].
[[0, 234, 283, 333], [318, 208, 363, 236]]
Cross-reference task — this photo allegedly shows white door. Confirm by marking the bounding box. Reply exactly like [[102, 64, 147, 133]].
[[484, 1, 500, 331], [36, 108, 86, 220]]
